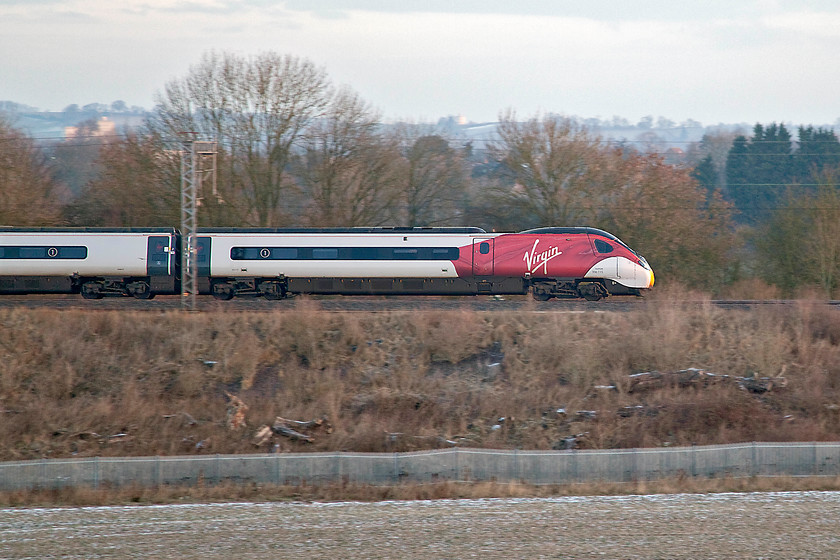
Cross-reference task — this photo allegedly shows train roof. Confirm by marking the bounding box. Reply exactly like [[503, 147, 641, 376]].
[[520, 227, 618, 240], [196, 227, 488, 234], [0, 227, 177, 233]]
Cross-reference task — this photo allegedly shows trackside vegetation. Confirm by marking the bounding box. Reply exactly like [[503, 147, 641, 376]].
[[2, 295, 839, 464]]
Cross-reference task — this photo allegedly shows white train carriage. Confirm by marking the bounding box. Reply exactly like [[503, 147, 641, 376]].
[[0, 228, 178, 298], [196, 227, 492, 299]]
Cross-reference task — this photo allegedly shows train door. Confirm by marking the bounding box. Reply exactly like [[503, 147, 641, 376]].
[[147, 235, 173, 276], [195, 237, 211, 277], [472, 238, 495, 276]]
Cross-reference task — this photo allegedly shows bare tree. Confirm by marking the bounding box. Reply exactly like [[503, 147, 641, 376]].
[[393, 127, 469, 226], [601, 150, 735, 290], [150, 51, 331, 226], [489, 111, 605, 227], [66, 132, 180, 227], [294, 87, 401, 226], [49, 118, 104, 198], [0, 118, 62, 225]]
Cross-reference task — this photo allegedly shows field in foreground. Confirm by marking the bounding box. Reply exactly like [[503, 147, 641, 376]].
[[3, 491, 840, 559], [1, 294, 840, 464]]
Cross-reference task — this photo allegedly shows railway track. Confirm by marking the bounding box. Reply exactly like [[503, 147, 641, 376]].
[[0, 294, 836, 312]]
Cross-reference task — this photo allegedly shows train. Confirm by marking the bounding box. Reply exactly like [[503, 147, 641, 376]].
[[0, 226, 654, 301]]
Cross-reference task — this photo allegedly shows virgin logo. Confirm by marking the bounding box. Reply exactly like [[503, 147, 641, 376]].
[[523, 239, 562, 275]]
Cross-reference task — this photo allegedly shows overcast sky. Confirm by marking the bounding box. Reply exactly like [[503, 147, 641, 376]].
[[2, 0, 839, 126]]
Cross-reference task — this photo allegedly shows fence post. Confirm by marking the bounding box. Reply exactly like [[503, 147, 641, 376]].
[[513, 448, 518, 482], [393, 453, 399, 483], [724, 446, 729, 477], [634, 448, 639, 481], [337, 452, 342, 483], [93, 456, 100, 489], [813, 442, 819, 476], [691, 444, 697, 477], [751, 442, 757, 477]]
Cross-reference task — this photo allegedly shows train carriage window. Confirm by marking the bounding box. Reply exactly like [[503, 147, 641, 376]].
[[479, 242, 490, 255], [0, 246, 87, 259], [347, 247, 379, 260], [312, 248, 338, 259], [196, 243, 209, 264], [231, 247, 298, 260], [59, 247, 87, 259], [19, 247, 46, 258], [433, 247, 454, 258], [229, 246, 459, 260], [594, 239, 614, 254], [271, 248, 297, 259], [393, 248, 418, 259]]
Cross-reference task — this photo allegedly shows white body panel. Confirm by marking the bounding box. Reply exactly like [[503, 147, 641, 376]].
[[584, 256, 653, 289], [204, 233, 476, 278], [0, 232, 168, 276]]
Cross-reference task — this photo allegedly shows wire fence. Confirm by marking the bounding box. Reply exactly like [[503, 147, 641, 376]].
[[1, 442, 838, 491]]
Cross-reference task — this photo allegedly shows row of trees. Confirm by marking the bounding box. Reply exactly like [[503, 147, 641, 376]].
[[691, 122, 840, 295], [722, 123, 840, 223], [0, 119, 63, 226], [2, 50, 839, 296]]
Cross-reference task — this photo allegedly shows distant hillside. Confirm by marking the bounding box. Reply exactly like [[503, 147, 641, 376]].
[[0, 102, 148, 141]]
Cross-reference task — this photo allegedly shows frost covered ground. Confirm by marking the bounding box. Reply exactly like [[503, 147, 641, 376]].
[[2, 491, 840, 559]]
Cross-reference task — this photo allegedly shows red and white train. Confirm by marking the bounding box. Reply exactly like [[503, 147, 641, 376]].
[[0, 226, 653, 301]]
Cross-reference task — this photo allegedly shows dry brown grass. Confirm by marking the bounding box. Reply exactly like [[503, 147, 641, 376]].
[[1, 293, 840, 463], [3, 476, 840, 508]]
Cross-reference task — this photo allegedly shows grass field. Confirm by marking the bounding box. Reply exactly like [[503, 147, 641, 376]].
[[3, 491, 840, 559]]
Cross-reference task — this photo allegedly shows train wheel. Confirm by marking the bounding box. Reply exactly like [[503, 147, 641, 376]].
[[577, 281, 608, 301], [532, 291, 552, 301], [259, 280, 287, 300], [81, 282, 104, 299], [128, 282, 154, 299], [212, 282, 235, 301]]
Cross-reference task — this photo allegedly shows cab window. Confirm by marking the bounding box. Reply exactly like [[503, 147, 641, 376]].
[[594, 239, 614, 254]]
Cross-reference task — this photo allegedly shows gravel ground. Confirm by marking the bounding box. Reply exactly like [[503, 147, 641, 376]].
[[2, 492, 840, 559]]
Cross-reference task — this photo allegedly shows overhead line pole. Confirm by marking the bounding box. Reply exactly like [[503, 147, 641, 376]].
[[180, 136, 216, 311]]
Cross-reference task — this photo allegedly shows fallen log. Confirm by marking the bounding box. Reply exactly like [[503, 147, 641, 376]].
[[272, 424, 314, 443], [253, 415, 332, 447], [628, 368, 786, 394], [275, 415, 332, 433]]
